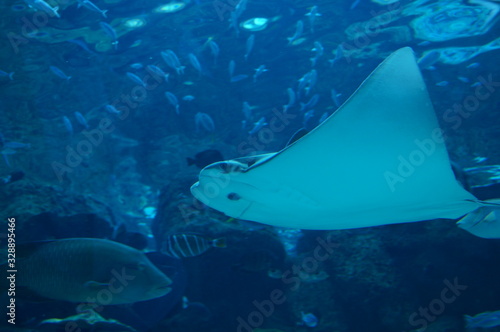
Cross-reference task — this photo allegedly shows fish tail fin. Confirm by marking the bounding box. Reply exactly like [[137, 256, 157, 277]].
[[54, 6, 60, 18], [3, 154, 12, 168], [102, 10, 108, 18], [186, 158, 195, 166], [8, 72, 14, 80], [211, 237, 226, 248], [464, 315, 474, 328]]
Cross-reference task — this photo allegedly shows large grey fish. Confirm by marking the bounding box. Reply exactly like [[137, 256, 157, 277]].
[[12, 238, 172, 305]]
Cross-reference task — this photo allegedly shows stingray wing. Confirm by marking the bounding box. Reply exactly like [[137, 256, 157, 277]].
[[232, 48, 479, 229], [192, 48, 480, 229]]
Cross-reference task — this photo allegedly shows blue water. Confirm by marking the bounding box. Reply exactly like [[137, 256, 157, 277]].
[[1, 0, 500, 331]]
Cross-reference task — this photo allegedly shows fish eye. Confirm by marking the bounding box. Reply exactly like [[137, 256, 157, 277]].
[[227, 192, 241, 201]]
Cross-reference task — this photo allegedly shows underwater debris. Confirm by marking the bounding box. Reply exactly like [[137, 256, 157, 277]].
[[153, 2, 186, 14]]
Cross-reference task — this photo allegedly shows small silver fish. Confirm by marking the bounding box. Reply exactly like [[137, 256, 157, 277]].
[[331, 88, 342, 108], [50, 66, 71, 80], [297, 73, 309, 96], [130, 63, 143, 69], [417, 50, 440, 69], [0, 70, 14, 80], [329, 44, 344, 66], [188, 53, 202, 74], [350, 0, 361, 10], [305, 6, 321, 33], [228, 60, 236, 79], [249, 117, 267, 135], [182, 95, 195, 101], [165, 92, 179, 114], [99, 22, 118, 48], [303, 109, 315, 127], [253, 64, 267, 82], [287, 20, 304, 45], [242, 101, 253, 121], [195, 112, 215, 132], [126, 72, 146, 87], [283, 88, 296, 113], [25, 0, 60, 18], [310, 41, 324, 66], [318, 112, 329, 124], [74, 112, 89, 129], [436, 81, 449, 87], [230, 74, 248, 83], [300, 94, 320, 112], [299, 312, 318, 327], [3, 142, 31, 149], [105, 104, 120, 114], [208, 40, 219, 65], [305, 69, 317, 95], [161, 50, 184, 75], [245, 34, 255, 61], [146, 65, 169, 82], [233, 0, 247, 18], [62, 116, 73, 135], [228, 11, 240, 36], [77, 0, 108, 18]]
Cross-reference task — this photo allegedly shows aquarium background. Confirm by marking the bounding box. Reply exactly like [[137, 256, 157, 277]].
[[1, 0, 500, 331]]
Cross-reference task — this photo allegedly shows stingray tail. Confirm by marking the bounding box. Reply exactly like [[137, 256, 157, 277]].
[[478, 199, 500, 207], [457, 199, 500, 239], [461, 199, 500, 226], [463, 198, 500, 206]]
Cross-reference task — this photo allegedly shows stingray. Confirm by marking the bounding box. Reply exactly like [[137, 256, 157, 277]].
[[191, 47, 498, 230]]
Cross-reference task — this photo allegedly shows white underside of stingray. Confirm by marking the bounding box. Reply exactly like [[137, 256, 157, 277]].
[[191, 47, 496, 231]]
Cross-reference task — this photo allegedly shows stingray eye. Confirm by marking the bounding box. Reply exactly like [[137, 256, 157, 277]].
[[218, 163, 232, 173], [227, 192, 241, 201], [218, 162, 244, 174]]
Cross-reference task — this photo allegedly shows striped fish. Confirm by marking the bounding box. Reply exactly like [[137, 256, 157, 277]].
[[161, 234, 226, 258]]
